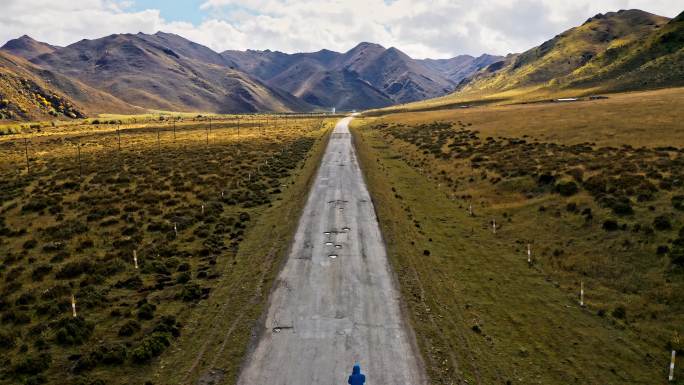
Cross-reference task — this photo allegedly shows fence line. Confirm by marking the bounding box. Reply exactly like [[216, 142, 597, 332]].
[[1, 116, 330, 177]]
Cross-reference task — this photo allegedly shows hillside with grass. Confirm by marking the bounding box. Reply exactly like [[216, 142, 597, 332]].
[[0, 51, 140, 121], [351, 88, 684, 384], [567, 10, 684, 90], [460, 9, 683, 96]]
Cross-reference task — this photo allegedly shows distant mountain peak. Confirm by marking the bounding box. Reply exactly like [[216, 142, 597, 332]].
[[348, 42, 385, 53], [1, 35, 58, 60]]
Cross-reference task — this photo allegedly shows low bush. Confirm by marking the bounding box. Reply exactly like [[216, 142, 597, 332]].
[[653, 215, 672, 231], [74, 343, 127, 372], [31, 265, 52, 281], [55, 260, 93, 279], [117, 319, 141, 337], [602, 219, 619, 231], [43, 219, 87, 241], [671, 246, 684, 268], [22, 239, 38, 250], [130, 332, 170, 364], [611, 305, 626, 319], [673, 195, 684, 211], [179, 282, 202, 302], [555, 181, 579, 196], [13, 352, 51, 375], [137, 303, 156, 320], [54, 316, 93, 346], [0, 330, 16, 349]]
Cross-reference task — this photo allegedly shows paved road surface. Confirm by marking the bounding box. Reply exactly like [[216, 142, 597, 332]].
[[237, 117, 426, 384]]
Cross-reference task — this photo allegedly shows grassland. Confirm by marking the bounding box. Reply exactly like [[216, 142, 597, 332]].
[[351, 87, 683, 384], [370, 84, 684, 120], [0, 112, 339, 137], [0, 116, 334, 385]]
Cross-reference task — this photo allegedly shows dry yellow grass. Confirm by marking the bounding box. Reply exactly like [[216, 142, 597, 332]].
[[371, 87, 684, 148]]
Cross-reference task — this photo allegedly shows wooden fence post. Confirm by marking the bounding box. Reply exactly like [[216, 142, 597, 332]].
[[77, 141, 82, 178], [24, 138, 30, 174]]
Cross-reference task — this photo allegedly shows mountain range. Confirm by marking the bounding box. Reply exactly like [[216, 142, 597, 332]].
[[0, 32, 500, 120], [0, 8, 682, 121]]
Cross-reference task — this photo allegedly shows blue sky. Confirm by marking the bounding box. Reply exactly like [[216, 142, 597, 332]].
[[1, 0, 682, 58], [128, 0, 206, 24]]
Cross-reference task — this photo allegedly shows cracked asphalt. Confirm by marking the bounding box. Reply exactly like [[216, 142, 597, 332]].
[[236, 117, 427, 385]]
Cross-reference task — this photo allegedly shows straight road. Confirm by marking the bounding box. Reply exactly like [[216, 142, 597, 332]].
[[237, 117, 426, 384]]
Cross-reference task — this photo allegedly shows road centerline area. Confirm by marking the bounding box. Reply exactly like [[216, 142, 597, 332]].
[[237, 117, 426, 385]]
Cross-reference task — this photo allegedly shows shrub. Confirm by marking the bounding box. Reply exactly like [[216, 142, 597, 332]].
[[566, 168, 584, 182], [0, 330, 16, 349], [238, 212, 251, 222], [43, 219, 87, 241], [118, 319, 141, 337], [600, 196, 633, 216], [13, 352, 51, 375], [22, 239, 38, 250], [179, 282, 202, 302], [611, 306, 626, 319], [671, 246, 684, 268], [602, 219, 619, 231], [656, 245, 670, 255], [175, 272, 191, 284], [21, 196, 58, 213], [54, 316, 93, 346], [100, 343, 127, 365], [31, 265, 53, 281], [653, 215, 672, 231], [583, 175, 607, 195], [177, 262, 190, 272], [114, 275, 143, 290], [55, 260, 93, 279], [130, 333, 170, 364], [137, 303, 156, 320], [75, 343, 128, 372], [15, 291, 36, 305], [673, 195, 684, 211], [555, 181, 579, 196]]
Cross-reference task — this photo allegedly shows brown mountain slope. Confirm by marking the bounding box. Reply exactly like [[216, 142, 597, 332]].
[[1, 35, 59, 60], [0, 51, 140, 121], [223, 42, 481, 110], [419, 54, 503, 84], [460, 9, 671, 93], [30, 32, 310, 113], [339, 44, 454, 104]]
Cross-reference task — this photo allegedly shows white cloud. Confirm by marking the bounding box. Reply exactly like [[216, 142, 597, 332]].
[[0, 0, 681, 58]]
